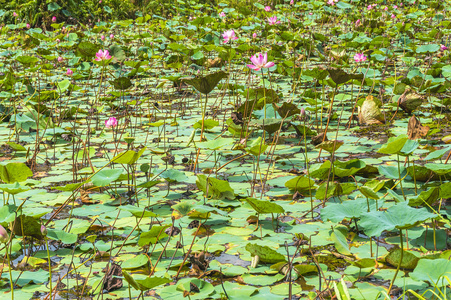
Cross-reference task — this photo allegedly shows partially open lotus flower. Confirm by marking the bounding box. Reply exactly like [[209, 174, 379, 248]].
[[247, 52, 275, 71], [95, 49, 111, 61], [0, 225, 9, 244]]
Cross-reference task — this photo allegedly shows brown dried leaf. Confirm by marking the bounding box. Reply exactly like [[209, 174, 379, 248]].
[[407, 115, 429, 140]]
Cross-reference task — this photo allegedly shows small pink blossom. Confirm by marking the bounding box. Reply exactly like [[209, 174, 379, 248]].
[[41, 225, 47, 236], [13, 12, 17, 17], [252, 32, 257, 39], [367, 4, 373, 10], [219, 12, 226, 18], [247, 52, 275, 71], [393, 5, 398, 9], [400, 3, 403, 6], [57, 56, 63, 62], [66, 68, 73, 76], [101, 35, 105, 41], [56, 38, 60, 43], [384, 6, 388, 11], [309, 12, 313, 15], [354, 53, 367, 62], [264, 6, 271, 12], [327, 0, 335, 5], [110, 34, 114, 39], [95, 49, 111, 61], [391, 14, 396, 19], [267, 16, 281, 25], [290, 0, 294, 5], [105, 117, 118, 128], [52, 16, 57, 22], [99, 0, 102, 3], [222, 29, 238, 43], [355, 19, 361, 26], [441, 44, 448, 51], [26, 23, 30, 29]]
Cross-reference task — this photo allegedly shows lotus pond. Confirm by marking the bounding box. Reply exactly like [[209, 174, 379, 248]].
[[1, 0, 451, 299]]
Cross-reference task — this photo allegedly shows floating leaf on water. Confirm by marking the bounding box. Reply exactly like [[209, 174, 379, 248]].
[[91, 168, 123, 187]]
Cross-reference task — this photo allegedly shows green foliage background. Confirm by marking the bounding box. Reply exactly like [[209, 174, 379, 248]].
[[0, 0, 138, 26]]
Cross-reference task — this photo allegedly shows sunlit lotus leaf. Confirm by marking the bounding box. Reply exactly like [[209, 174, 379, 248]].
[[244, 197, 284, 214], [0, 162, 33, 183], [113, 147, 146, 165], [377, 135, 409, 155], [245, 243, 286, 263], [410, 259, 451, 287], [91, 168, 123, 187], [196, 175, 235, 200], [359, 202, 437, 237], [245, 137, 267, 156]]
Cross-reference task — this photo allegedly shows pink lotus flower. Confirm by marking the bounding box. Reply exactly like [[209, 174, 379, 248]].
[[13, 12, 17, 17], [95, 49, 111, 61], [267, 16, 281, 25], [110, 34, 114, 39], [57, 56, 63, 62], [247, 52, 275, 71], [105, 117, 118, 128], [66, 68, 73, 76], [26, 23, 30, 29], [441, 44, 448, 51], [252, 32, 257, 39], [264, 6, 271, 12], [52, 16, 57, 22], [0, 225, 9, 244], [222, 29, 238, 43], [101, 35, 105, 41], [354, 53, 367, 62], [219, 12, 226, 17]]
